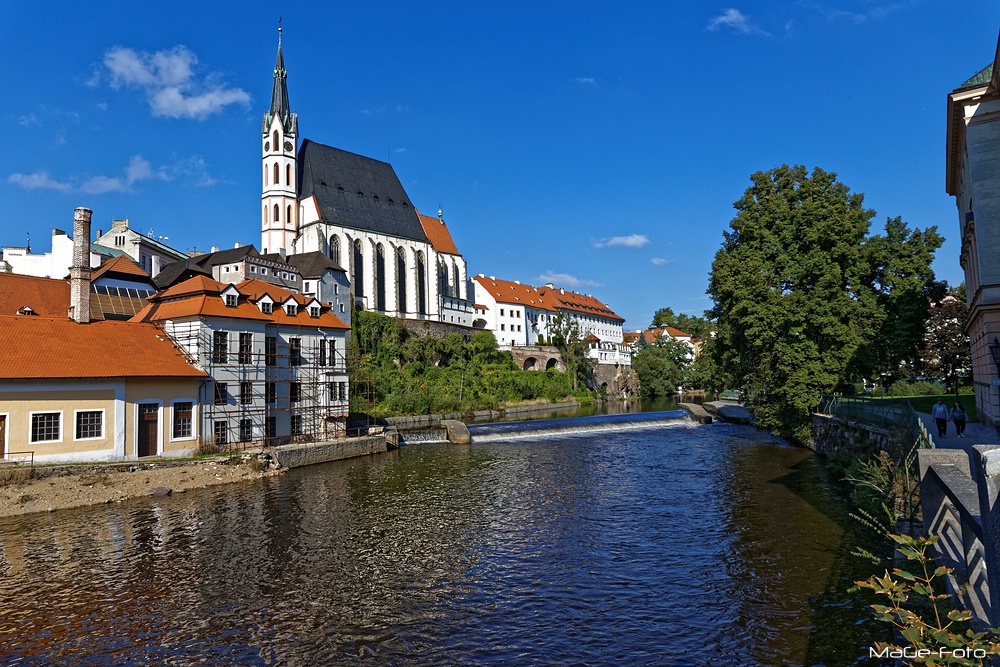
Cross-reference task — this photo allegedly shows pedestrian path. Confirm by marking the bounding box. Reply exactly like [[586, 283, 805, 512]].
[[917, 411, 1000, 451]]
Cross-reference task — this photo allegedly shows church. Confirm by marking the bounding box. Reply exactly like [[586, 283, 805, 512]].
[[260, 29, 474, 328]]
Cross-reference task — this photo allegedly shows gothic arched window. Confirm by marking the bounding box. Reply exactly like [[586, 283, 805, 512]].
[[330, 235, 341, 265], [286, 205, 292, 226], [273, 163, 279, 184], [272, 130, 279, 150], [397, 247, 407, 313], [453, 263, 461, 299], [375, 244, 386, 312], [264, 164, 268, 186], [286, 164, 292, 186], [353, 239, 365, 299], [273, 204, 280, 223]]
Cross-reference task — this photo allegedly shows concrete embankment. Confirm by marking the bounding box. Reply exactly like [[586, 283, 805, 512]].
[[678, 403, 713, 424], [703, 401, 752, 424], [270, 435, 387, 469]]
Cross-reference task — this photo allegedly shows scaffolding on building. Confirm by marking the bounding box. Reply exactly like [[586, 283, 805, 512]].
[[159, 317, 375, 454]]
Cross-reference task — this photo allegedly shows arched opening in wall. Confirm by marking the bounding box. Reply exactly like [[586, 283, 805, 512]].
[[438, 260, 450, 297], [546, 358, 558, 370], [273, 204, 280, 222], [416, 251, 427, 316], [273, 163, 279, 184], [272, 130, 278, 149], [286, 164, 292, 186], [396, 247, 407, 314], [286, 205, 292, 227], [453, 263, 461, 299], [601, 382, 609, 392], [472, 318, 487, 329], [353, 239, 364, 299], [523, 357, 538, 371], [375, 244, 386, 312], [264, 165, 268, 186], [330, 235, 340, 265]]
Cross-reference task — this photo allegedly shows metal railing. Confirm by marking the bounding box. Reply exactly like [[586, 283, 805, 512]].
[[0, 451, 34, 467], [817, 394, 934, 450]]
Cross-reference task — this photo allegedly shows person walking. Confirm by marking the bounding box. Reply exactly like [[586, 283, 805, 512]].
[[951, 401, 968, 438], [932, 398, 949, 438]]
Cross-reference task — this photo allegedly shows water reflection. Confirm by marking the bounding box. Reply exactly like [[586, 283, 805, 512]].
[[0, 421, 876, 665]]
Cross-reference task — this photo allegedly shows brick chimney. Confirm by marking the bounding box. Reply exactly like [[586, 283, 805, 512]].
[[69, 207, 93, 323]]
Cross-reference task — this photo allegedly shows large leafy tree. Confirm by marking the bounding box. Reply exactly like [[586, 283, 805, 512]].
[[632, 337, 693, 398], [707, 165, 939, 443], [649, 307, 714, 338], [921, 293, 970, 393]]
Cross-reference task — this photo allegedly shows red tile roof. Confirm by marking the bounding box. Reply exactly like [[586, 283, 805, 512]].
[[0, 273, 70, 317], [130, 276, 349, 330], [473, 275, 560, 310], [417, 211, 461, 255], [91, 255, 151, 282], [543, 288, 624, 322], [0, 316, 205, 379]]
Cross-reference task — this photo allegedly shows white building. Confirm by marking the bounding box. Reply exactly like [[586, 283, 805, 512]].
[[131, 275, 350, 446], [259, 29, 472, 325], [1, 227, 102, 277], [947, 35, 1000, 433], [472, 274, 630, 366], [93, 218, 188, 278]]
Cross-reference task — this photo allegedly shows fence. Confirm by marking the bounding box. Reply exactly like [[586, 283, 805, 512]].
[[817, 394, 935, 451]]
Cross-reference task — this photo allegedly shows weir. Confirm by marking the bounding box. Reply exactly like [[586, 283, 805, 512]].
[[466, 410, 691, 443]]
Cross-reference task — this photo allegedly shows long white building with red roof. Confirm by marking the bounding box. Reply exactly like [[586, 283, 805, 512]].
[[472, 274, 631, 367]]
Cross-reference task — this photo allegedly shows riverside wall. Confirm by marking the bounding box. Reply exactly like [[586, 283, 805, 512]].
[[809, 413, 910, 462]]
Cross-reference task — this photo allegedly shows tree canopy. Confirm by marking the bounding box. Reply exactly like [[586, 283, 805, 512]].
[[707, 165, 941, 443], [649, 307, 713, 338]]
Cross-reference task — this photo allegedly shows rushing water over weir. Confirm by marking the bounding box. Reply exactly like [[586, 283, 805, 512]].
[[0, 413, 883, 665]]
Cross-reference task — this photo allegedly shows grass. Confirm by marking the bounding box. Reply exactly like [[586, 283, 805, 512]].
[[879, 394, 979, 423]]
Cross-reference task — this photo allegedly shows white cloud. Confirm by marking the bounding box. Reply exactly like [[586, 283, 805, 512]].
[[18, 113, 40, 128], [651, 257, 669, 266], [536, 272, 603, 288], [594, 234, 650, 249], [574, 77, 596, 85], [8, 171, 73, 192], [101, 45, 250, 120], [707, 8, 770, 35], [9, 154, 187, 195]]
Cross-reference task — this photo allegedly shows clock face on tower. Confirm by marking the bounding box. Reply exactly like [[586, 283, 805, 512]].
[[264, 141, 270, 151], [284, 141, 293, 152]]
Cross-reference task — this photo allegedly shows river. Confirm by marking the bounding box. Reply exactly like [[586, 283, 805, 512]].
[[0, 412, 884, 666]]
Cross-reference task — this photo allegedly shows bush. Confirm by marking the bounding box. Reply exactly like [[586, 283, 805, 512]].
[[888, 381, 946, 397]]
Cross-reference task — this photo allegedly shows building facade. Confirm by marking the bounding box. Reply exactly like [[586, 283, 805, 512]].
[[946, 35, 1000, 432], [131, 275, 350, 447]]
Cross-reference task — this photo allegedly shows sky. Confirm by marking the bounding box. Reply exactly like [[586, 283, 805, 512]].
[[3, 2, 997, 332]]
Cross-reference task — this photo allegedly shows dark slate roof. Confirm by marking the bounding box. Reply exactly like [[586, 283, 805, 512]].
[[298, 139, 429, 243], [264, 251, 345, 278], [153, 258, 212, 289], [191, 245, 260, 268]]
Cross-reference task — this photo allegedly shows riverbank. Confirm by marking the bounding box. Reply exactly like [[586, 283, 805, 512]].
[[0, 459, 281, 519]]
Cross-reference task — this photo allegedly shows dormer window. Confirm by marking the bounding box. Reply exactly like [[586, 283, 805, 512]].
[[285, 303, 298, 316], [310, 306, 320, 318], [225, 294, 238, 307], [261, 301, 272, 314]]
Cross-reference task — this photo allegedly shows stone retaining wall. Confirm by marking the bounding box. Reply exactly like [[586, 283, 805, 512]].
[[810, 413, 910, 461], [270, 435, 387, 469]]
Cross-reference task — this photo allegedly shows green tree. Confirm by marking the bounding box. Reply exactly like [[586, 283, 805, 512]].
[[921, 293, 970, 394], [851, 216, 944, 385], [632, 337, 692, 398], [548, 311, 594, 391], [649, 307, 713, 338], [708, 165, 940, 443]]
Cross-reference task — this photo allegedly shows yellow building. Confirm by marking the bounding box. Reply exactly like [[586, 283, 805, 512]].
[[0, 315, 206, 462]]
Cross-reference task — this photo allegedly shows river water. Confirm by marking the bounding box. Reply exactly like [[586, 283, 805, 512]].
[[0, 412, 884, 666]]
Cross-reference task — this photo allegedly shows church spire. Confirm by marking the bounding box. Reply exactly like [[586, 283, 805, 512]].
[[267, 22, 293, 132]]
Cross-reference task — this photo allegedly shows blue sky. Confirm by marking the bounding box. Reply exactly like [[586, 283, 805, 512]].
[[3, 2, 996, 332]]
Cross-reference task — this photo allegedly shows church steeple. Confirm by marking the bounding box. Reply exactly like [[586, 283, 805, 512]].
[[268, 26, 293, 132], [261, 22, 299, 255]]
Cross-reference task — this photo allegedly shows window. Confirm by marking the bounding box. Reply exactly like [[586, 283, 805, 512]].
[[261, 268, 268, 276], [30, 413, 60, 443], [327, 383, 336, 404], [290, 415, 303, 436], [173, 402, 193, 439], [310, 307, 320, 318], [340, 303, 345, 314], [265, 416, 277, 439], [289, 338, 302, 366], [339, 381, 347, 401], [225, 293, 237, 307], [214, 382, 228, 405], [501, 309, 505, 316], [291, 275, 297, 282], [290, 382, 301, 403], [266, 337, 277, 366], [261, 301, 272, 314], [250, 265, 257, 274], [212, 331, 228, 364], [75, 410, 103, 440], [239, 332, 253, 365], [286, 163, 291, 186], [265, 381, 276, 404], [286, 303, 298, 316], [334, 284, 339, 295], [500, 324, 505, 331], [214, 420, 228, 445], [319, 340, 327, 366], [240, 381, 253, 405], [304, 281, 311, 292], [239, 419, 253, 442]]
